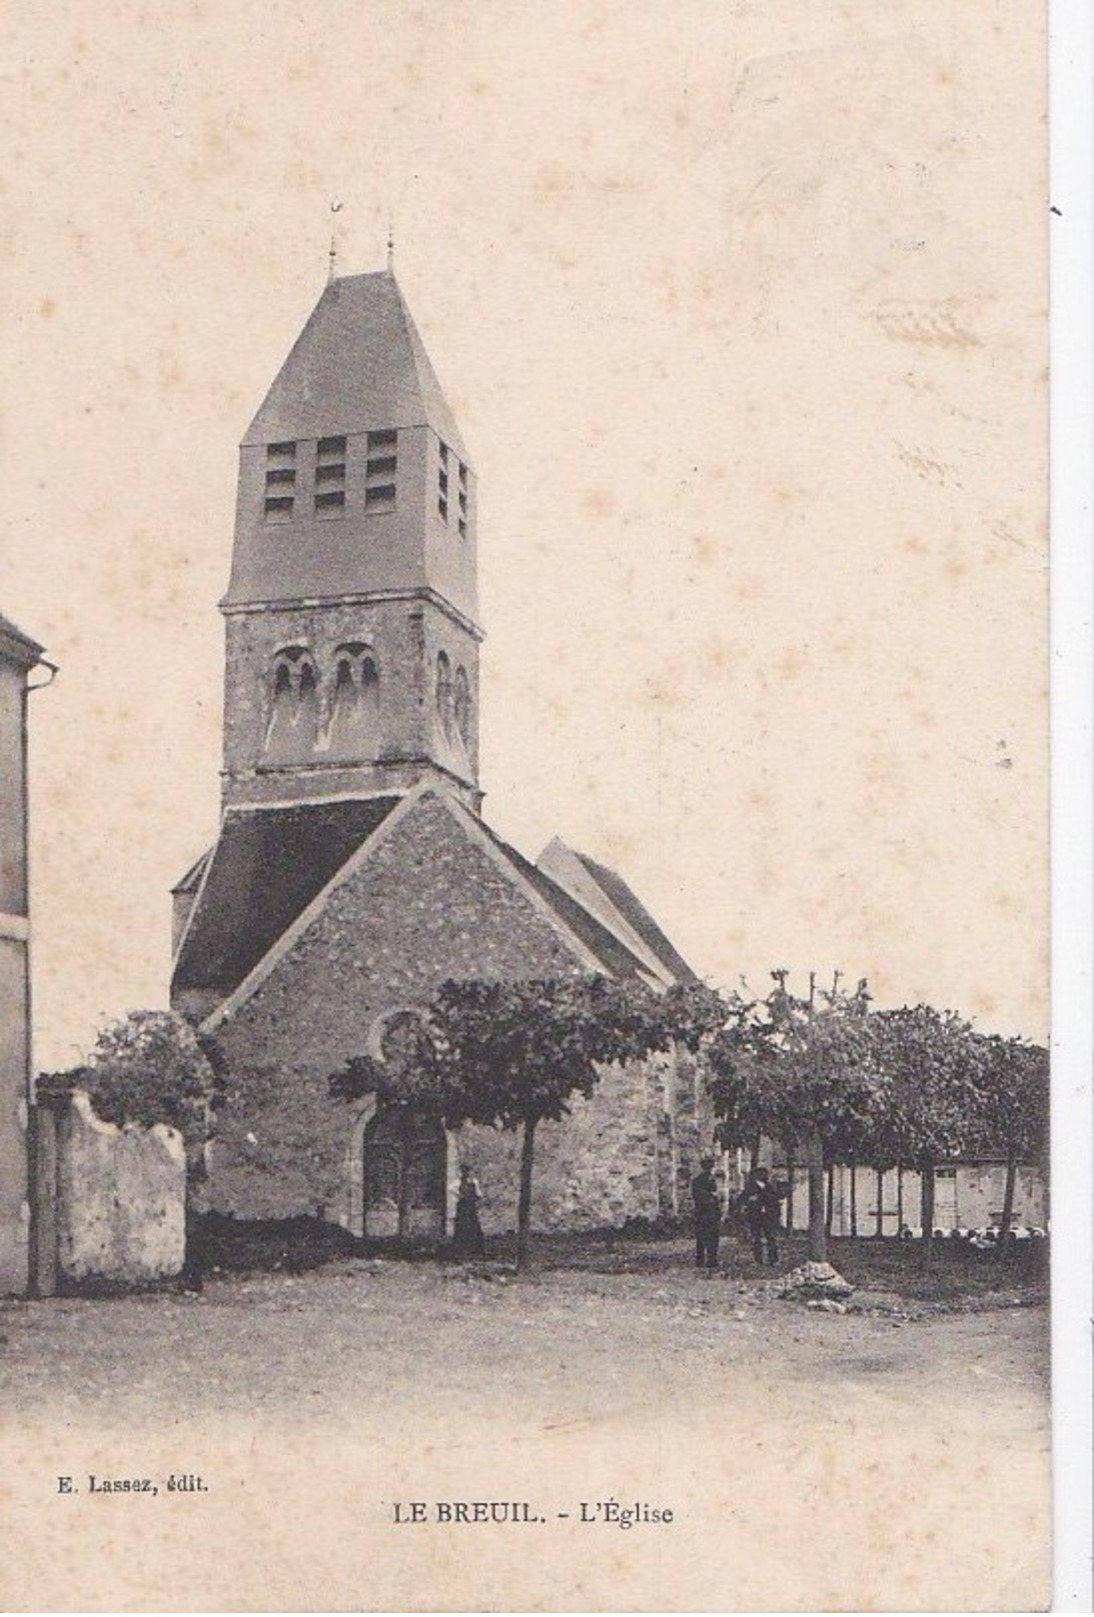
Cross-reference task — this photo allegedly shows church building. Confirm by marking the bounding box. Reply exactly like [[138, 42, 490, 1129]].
[[171, 268, 710, 1240]]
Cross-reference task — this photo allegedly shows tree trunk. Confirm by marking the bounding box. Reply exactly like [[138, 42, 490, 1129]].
[[181, 1167, 203, 1292], [786, 1157, 796, 1235], [875, 1167, 884, 1239], [806, 1130, 827, 1262], [749, 1131, 762, 1174], [849, 1157, 858, 1239], [997, 1147, 1018, 1260], [920, 1159, 936, 1264], [825, 1162, 835, 1236], [896, 1165, 904, 1233], [515, 1115, 538, 1271]]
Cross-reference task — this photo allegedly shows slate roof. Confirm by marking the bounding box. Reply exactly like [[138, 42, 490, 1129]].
[[172, 785, 687, 1016], [243, 271, 469, 460], [471, 817, 654, 987], [569, 851, 697, 984], [0, 610, 44, 668], [172, 796, 401, 999]]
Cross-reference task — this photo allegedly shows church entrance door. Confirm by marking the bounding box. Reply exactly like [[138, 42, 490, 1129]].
[[363, 1105, 446, 1240]]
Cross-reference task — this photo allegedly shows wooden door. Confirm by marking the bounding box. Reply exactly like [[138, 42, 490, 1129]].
[[364, 1106, 446, 1239]]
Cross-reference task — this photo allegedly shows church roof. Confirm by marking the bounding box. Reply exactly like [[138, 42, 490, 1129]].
[[174, 788, 691, 1018], [472, 819, 656, 987], [243, 271, 469, 460], [0, 610, 44, 668], [172, 796, 401, 999], [536, 837, 696, 985], [567, 850, 697, 985]]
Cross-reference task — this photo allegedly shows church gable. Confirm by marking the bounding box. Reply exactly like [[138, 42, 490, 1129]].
[[204, 789, 638, 1068]]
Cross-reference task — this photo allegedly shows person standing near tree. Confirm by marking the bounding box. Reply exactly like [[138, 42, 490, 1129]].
[[739, 1166, 782, 1266], [452, 1164, 486, 1259], [691, 1156, 722, 1271]]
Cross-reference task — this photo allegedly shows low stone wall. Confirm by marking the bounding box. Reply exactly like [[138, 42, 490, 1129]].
[[54, 1091, 186, 1285]]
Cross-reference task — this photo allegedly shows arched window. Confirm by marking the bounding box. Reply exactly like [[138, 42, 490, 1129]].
[[453, 665, 472, 751], [435, 650, 453, 739], [326, 642, 381, 761], [264, 645, 320, 762]]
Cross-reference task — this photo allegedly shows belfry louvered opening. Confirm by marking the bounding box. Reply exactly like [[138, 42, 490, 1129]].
[[264, 441, 297, 521]]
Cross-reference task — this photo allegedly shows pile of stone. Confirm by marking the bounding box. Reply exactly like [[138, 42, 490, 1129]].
[[772, 1261, 855, 1313]]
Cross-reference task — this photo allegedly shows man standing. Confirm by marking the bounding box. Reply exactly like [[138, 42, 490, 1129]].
[[739, 1166, 782, 1266], [691, 1156, 722, 1271]]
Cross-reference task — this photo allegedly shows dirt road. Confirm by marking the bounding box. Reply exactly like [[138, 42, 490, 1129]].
[[0, 1257, 1050, 1611]]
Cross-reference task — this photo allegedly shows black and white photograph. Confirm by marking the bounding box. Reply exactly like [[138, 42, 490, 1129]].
[[1, 1, 1087, 1609]]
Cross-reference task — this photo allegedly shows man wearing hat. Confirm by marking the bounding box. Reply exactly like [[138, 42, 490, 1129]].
[[691, 1156, 723, 1271], [739, 1166, 782, 1266]]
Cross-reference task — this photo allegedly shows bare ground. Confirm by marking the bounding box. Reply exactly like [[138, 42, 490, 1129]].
[[0, 1238, 1051, 1611]]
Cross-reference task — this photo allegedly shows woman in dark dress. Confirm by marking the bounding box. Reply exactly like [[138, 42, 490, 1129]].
[[453, 1165, 486, 1259]]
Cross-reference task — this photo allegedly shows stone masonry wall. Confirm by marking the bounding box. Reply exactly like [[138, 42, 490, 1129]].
[[57, 1092, 185, 1283], [206, 793, 696, 1232], [210, 794, 588, 1220]]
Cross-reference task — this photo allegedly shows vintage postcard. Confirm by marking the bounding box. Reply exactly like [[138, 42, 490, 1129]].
[[0, 0, 1068, 1610]]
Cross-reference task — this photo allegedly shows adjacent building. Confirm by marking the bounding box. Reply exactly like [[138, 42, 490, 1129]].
[[0, 611, 46, 1293]]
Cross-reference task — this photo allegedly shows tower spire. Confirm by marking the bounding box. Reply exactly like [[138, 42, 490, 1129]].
[[328, 200, 344, 284]]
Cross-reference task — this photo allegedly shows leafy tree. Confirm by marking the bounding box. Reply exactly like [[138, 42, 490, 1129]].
[[38, 1009, 227, 1279], [970, 1034, 1050, 1252], [672, 971, 883, 1261], [760, 971, 880, 1261], [868, 1005, 984, 1257], [331, 975, 670, 1268]]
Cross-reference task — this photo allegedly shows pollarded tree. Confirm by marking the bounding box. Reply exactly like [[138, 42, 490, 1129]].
[[696, 993, 790, 1168], [869, 1004, 985, 1257], [331, 975, 672, 1269], [969, 1034, 1050, 1251], [763, 971, 881, 1262]]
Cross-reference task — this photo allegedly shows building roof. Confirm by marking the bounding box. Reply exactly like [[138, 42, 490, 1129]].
[[243, 271, 469, 460], [568, 850, 697, 984], [536, 837, 696, 985], [0, 610, 44, 669], [473, 818, 655, 987], [171, 848, 213, 897], [174, 786, 689, 1018], [172, 796, 401, 999]]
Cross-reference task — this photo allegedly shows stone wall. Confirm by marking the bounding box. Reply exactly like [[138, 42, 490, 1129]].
[[54, 1092, 185, 1285], [221, 595, 479, 808], [202, 793, 711, 1233]]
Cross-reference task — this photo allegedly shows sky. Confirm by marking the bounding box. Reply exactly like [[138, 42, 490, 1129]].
[[1, 0, 1048, 1069]]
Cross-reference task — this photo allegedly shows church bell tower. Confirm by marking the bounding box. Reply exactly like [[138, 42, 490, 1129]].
[[219, 270, 482, 812]]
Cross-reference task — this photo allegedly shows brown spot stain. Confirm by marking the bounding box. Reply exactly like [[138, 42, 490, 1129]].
[[895, 444, 954, 487], [581, 488, 614, 519], [876, 298, 983, 350], [774, 648, 806, 681], [534, 164, 575, 204]]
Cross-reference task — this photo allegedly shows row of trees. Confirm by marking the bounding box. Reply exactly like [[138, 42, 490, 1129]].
[[329, 969, 1048, 1266], [40, 971, 1049, 1271], [692, 972, 1049, 1261]]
